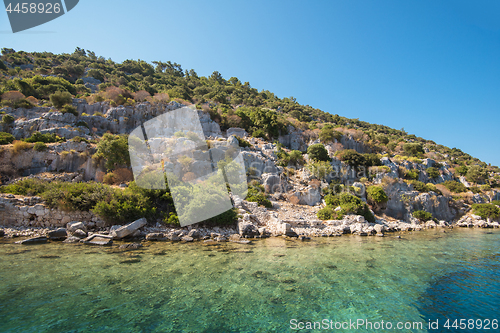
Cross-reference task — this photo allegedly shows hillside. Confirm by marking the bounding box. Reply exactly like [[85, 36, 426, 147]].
[[0, 47, 499, 239]]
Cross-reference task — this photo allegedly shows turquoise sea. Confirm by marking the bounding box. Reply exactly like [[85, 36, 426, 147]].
[[0, 228, 499, 332]]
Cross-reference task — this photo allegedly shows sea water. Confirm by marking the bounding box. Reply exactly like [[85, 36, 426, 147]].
[[0, 228, 499, 332]]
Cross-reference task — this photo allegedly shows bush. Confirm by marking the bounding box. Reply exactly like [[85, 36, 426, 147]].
[[71, 136, 89, 143], [61, 104, 78, 116], [0, 132, 15, 145], [408, 180, 430, 192], [442, 180, 467, 193], [2, 114, 15, 124], [288, 150, 304, 166], [413, 210, 433, 222], [246, 182, 272, 208], [307, 143, 330, 162], [33, 142, 47, 151], [317, 206, 335, 220], [252, 129, 266, 139], [366, 186, 388, 204], [403, 168, 420, 180], [24, 132, 62, 143], [426, 167, 440, 179], [306, 161, 333, 180], [11, 140, 32, 154], [94, 133, 130, 171], [403, 143, 424, 157], [235, 136, 252, 148], [324, 194, 340, 207], [49, 91, 73, 109], [471, 203, 500, 220], [466, 165, 487, 184]]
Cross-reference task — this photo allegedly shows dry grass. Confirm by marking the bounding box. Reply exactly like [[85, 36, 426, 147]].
[[11, 140, 32, 154]]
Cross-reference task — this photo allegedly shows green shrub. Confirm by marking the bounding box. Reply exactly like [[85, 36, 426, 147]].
[[426, 167, 440, 179], [319, 192, 375, 222], [71, 136, 89, 143], [442, 180, 467, 193], [335, 149, 364, 167], [366, 186, 388, 204], [288, 150, 304, 166], [306, 161, 333, 180], [33, 142, 47, 151], [455, 165, 468, 176], [252, 129, 266, 139], [491, 200, 500, 206], [24, 132, 63, 143], [235, 136, 251, 148], [246, 182, 272, 208], [408, 180, 429, 192], [469, 186, 481, 194], [403, 143, 424, 157], [324, 194, 340, 207], [466, 165, 487, 184], [61, 104, 77, 116], [403, 169, 420, 180], [0, 132, 15, 145], [413, 210, 433, 221], [49, 90, 73, 109], [317, 206, 334, 220], [94, 133, 130, 171], [307, 143, 330, 162], [471, 203, 500, 220], [1, 114, 15, 124]]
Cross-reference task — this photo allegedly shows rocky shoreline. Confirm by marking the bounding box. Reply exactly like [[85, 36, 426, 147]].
[[1, 206, 498, 247]]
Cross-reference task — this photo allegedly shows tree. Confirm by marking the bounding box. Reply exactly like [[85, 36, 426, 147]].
[[466, 165, 487, 184], [319, 124, 342, 143], [307, 143, 330, 162], [335, 149, 364, 167]]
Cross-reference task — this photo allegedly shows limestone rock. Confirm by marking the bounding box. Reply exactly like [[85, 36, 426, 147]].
[[261, 173, 281, 194], [181, 236, 194, 242], [48, 228, 67, 240], [67, 221, 87, 233], [63, 236, 81, 243], [227, 128, 248, 137], [81, 234, 113, 246], [187, 229, 200, 239], [112, 218, 147, 239], [73, 229, 88, 239], [146, 232, 166, 241]]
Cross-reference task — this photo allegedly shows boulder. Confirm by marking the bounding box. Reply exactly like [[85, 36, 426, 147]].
[[167, 232, 180, 241], [227, 128, 248, 138], [261, 173, 281, 193], [73, 229, 88, 239], [146, 233, 166, 241], [373, 224, 385, 234], [48, 228, 67, 240], [238, 221, 259, 237], [81, 234, 113, 246], [112, 218, 147, 239], [181, 236, 194, 242], [63, 236, 81, 243], [16, 236, 48, 244], [227, 135, 239, 148], [187, 229, 200, 239], [67, 221, 87, 233]]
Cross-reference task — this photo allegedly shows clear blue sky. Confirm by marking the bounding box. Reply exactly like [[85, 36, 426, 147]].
[[2, 0, 499, 166]]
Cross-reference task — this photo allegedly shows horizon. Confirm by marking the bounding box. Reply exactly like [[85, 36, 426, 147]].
[[1, 0, 499, 166]]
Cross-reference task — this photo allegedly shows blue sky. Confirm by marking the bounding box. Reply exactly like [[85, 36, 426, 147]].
[[2, 0, 499, 166]]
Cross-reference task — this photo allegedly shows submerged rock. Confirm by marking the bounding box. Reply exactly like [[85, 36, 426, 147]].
[[81, 234, 113, 246], [16, 236, 47, 245], [119, 243, 143, 250], [63, 236, 81, 243], [145, 232, 166, 241]]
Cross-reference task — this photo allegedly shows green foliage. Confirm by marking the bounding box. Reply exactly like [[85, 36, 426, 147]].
[[75, 121, 89, 129], [61, 104, 77, 116], [366, 186, 388, 204], [33, 142, 47, 151], [471, 203, 500, 220], [491, 200, 500, 206], [246, 181, 272, 208], [49, 90, 73, 109], [442, 180, 467, 193], [402, 168, 420, 180], [426, 167, 440, 179], [71, 136, 89, 143], [0, 132, 15, 145], [413, 210, 433, 222], [252, 129, 266, 139], [24, 132, 63, 143], [319, 124, 342, 143], [455, 165, 468, 176], [2, 114, 15, 124], [403, 143, 424, 157], [318, 192, 374, 222], [307, 143, 330, 162], [306, 161, 333, 180], [466, 165, 487, 184], [235, 136, 251, 148], [408, 180, 431, 192], [94, 133, 130, 171], [335, 149, 364, 167], [288, 150, 304, 166]]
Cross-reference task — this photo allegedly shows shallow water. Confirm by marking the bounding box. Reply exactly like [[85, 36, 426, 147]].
[[0, 228, 499, 332]]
